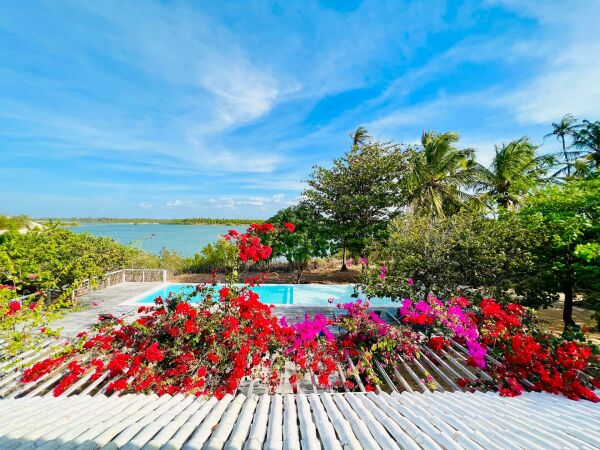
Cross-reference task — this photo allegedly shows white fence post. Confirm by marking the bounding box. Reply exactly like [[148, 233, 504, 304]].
[[162, 270, 167, 282]]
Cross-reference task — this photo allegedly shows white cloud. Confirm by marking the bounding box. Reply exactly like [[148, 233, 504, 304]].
[[498, 43, 600, 124], [272, 193, 285, 203], [490, 1, 600, 124], [166, 199, 184, 208], [139, 202, 153, 209]]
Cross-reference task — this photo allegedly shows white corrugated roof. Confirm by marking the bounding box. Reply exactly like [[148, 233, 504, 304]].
[[1, 390, 598, 449]]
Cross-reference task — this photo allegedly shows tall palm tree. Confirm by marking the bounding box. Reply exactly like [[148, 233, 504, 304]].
[[405, 130, 482, 217], [572, 120, 600, 174], [545, 114, 580, 177], [475, 137, 554, 210], [349, 126, 371, 147]]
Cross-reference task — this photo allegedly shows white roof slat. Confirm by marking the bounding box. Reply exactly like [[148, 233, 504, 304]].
[[264, 393, 283, 450], [204, 394, 246, 450], [343, 393, 400, 450], [332, 393, 382, 450], [307, 394, 342, 450], [142, 397, 206, 450], [223, 394, 258, 450], [295, 393, 321, 450], [282, 394, 300, 450], [244, 393, 271, 450], [182, 394, 234, 450], [318, 394, 362, 450]]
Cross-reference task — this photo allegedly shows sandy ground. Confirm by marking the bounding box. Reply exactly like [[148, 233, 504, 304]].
[[537, 303, 600, 345]]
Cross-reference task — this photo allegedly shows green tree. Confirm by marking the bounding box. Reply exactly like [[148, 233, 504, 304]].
[[358, 211, 546, 306], [349, 126, 371, 147], [405, 130, 482, 217], [304, 136, 407, 271], [264, 204, 330, 283], [476, 137, 554, 209], [517, 177, 600, 328], [545, 114, 580, 178], [572, 120, 600, 176], [185, 239, 238, 273]]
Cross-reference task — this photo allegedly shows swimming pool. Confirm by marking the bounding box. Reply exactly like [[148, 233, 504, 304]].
[[130, 283, 396, 307]]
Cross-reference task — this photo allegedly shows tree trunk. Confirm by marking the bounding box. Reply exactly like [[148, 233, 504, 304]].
[[340, 247, 348, 271], [563, 277, 577, 329], [562, 135, 570, 177]]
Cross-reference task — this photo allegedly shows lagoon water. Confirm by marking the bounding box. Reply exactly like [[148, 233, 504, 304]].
[[66, 223, 247, 256]]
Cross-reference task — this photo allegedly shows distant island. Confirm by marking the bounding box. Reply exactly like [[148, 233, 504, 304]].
[[35, 217, 263, 226]]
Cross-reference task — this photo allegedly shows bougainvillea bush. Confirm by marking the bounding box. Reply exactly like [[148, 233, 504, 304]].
[[1, 285, 60, 359], [18, 224, 600, 402], [470, 298, 600, 401]]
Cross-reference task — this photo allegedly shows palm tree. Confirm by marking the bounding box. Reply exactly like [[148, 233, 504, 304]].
[[545, 114, 580, 177], [476, 137, 554, 209], [572, 120, 600, 174], [405, 130, 482, 217], [349, 126, 371, 147]]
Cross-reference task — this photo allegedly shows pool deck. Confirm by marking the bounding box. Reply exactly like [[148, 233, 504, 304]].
[[51, 282, 161, 338]]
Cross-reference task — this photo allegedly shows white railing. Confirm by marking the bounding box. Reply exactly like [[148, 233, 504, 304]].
[[15, 269, 167, 305]]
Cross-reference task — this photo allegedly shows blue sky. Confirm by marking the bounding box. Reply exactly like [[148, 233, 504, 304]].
[[1, 0, 599, 219]]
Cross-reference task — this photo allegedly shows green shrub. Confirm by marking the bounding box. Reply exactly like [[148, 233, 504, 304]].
[[184, 239, 239, 273], [358, 210, 552, 307]]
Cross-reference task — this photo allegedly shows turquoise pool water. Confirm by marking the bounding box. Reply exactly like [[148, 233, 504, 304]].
[[132, 283, 396, 307]]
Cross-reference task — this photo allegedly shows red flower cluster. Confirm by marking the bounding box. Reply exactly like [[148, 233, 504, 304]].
[[428, 336, 450, 352], [5, 300, 22, 315], [248, 223, 275, 234], [224, 229, 273, 262], [475, 299, 599, 402]]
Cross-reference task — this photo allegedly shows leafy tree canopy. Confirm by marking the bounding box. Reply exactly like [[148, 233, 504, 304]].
[[264, 203, 330, 282], [358, 210, 547, 307], [304, 134, 407, 268], [517, 177, 600, 326], [405, 130, 483, 217]]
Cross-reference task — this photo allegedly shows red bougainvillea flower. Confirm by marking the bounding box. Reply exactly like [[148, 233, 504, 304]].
[[283, 223, 295, 233], [428, 336, 449, 352], [145, 343, 165, 362], [7, 300, 21, 314]]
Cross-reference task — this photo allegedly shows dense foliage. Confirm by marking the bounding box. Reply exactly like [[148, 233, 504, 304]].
[[475, 137, 554, 209], [0, 215, 30, 231], [264, 204, 330, 282], [0, 225, 188, 358], [404, 130, 482, 217], [358, 211, 549, 307], [517, 177, 600, 326], [0, 225, 165, 298], [183, 239, 239, 273]]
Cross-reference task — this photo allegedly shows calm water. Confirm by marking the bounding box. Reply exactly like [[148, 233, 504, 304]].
[[132, 283, 395, 306], [66, 223, 247, 256]]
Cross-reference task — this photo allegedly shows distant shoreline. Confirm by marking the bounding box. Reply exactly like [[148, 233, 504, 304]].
[[35, 217, 262, 226]]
